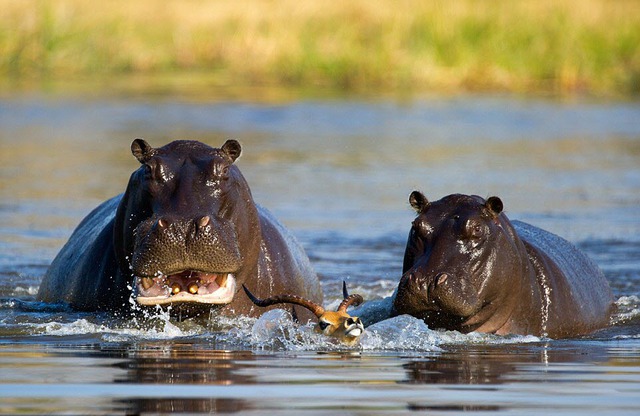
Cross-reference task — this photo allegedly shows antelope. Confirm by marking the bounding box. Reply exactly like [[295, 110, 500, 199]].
[[242, 282, 365, 345]]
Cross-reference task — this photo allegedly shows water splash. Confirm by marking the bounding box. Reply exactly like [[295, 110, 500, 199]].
[[2, 297, 541, 349], [248, 309, 341, 351], [361, 315, 540, 351], [361, 315, 442, 351], [246, 310, 540, 352], [30, 312, 199, 342], [613, 295, 640, 324]]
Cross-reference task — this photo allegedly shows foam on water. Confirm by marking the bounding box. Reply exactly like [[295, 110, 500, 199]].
[[614, 295, 640, 324], [362, 315, 540, 350], [18, 304, 538, 351], [11, 286, 39, 296], [244, 309, 540, 351], [31, 313, 198, 342]]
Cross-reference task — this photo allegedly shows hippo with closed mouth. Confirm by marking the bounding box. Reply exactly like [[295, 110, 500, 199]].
[[37, 139, 322, 320], [391, 192, 615, 338]]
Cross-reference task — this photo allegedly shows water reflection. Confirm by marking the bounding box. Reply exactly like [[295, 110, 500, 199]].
[[114, 344, 256, 385], [1, 339, 639, 414], [116, 345, 253, 414], [121, 397, 246, 414], [402, 343, 611, 385]]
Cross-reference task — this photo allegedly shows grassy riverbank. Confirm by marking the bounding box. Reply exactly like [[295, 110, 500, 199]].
[[2, 0, 639, 96]]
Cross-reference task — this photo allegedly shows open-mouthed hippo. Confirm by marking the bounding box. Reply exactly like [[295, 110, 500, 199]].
[[37, 139, 323, 320], [392, 192, 614, 338]]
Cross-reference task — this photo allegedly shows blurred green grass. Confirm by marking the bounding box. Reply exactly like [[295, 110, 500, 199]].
[[2, 0, 639, 96]]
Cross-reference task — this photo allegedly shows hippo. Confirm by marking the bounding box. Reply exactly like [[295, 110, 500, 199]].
[[391, 192, 614, 338], [37, 139, 323, 321]]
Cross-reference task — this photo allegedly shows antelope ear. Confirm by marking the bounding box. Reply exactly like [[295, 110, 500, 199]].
[[486, 196, 504, 216], [409, 191, 429, 213], [131, 138, 155, 163], [222, 139, 242, 163]]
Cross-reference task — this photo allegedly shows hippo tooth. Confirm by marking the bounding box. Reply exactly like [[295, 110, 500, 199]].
[[171, 283, 182, 294], [198, 215, 210, 228], [217, 273, 228, 287], [188, 283, 199, 294], [141, 277, 154, 290]]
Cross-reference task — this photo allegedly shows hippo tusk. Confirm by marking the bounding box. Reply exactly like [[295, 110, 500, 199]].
[[141, 277, 154, 290]]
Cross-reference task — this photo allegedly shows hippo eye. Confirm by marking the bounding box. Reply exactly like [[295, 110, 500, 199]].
[[412, 218, 433, 236], [464, 220, 486, 239], [206, 161, 231, 185], [156, 163, 173, 182], [143, 160, 172, 183], [318, 320, 330, 331], [143, 163, 162, 183]]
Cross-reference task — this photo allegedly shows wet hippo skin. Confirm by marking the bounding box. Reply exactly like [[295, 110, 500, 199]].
[[37, 139, 322, 320], [393, 192, 614, 338]]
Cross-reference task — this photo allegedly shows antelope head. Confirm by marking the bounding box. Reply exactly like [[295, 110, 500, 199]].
[[242, 282, 365, 345]]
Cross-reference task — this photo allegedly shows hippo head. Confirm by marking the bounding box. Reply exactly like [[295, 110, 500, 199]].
[[113, 139, 260, 314], [393, 192, 526, 333]]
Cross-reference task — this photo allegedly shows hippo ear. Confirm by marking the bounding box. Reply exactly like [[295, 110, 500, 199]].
[[131, 138, 155, 164], [409, 191, 429, 213], [222, 140, 242, 163], [486, 196, 504, 216]]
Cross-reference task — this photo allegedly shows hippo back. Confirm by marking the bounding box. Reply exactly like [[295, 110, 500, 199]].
[[255, 204, 322, 303], [512, 220, 614, 326], [38, 195, 124, 309]]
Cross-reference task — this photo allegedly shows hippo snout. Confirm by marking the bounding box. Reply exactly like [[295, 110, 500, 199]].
[[394, 269, 482, 324], [155, 215, 213, 242], [131, 214, 242, 277], [393, 271, 433, 316]]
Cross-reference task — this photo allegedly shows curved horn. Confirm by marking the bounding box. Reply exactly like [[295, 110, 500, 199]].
[[338, 294, 364, 312], [342, 281, 350, 299], [242, 285, 325, 318]]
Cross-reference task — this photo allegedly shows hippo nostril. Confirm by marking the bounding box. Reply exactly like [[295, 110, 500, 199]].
[[198, 215, 210, 228], [157, 218, 169, 229], [435, 272, 449, 286]]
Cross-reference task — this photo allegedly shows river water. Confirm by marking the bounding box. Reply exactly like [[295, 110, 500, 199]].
[[0, 91, 639, 414]]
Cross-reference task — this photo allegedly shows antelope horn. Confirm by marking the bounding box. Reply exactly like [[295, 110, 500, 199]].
[[242, 285, 326, 318], [338, 294, 364, 312], [342, 281, 350, 299]]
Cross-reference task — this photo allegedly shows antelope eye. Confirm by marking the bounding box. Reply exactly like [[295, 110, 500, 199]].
[[318, 320, 330, 331]]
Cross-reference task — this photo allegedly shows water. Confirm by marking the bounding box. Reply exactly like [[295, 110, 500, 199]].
[[1, 90, 640, 414]]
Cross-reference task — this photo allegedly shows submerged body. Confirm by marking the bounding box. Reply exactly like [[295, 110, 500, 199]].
[[38, 139, 322, 321], [391, 192, 614, 338]]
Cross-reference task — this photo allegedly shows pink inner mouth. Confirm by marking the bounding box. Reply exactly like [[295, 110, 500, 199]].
[[135, 271, 235, 305]]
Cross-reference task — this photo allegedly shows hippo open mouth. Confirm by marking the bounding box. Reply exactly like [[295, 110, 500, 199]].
[[135, 271, 236, 306]]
